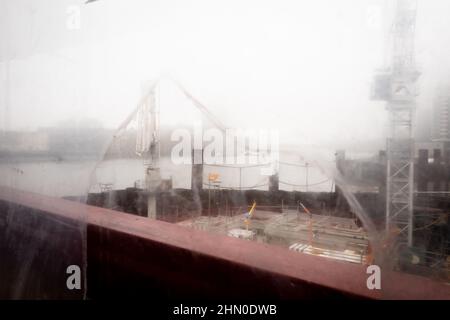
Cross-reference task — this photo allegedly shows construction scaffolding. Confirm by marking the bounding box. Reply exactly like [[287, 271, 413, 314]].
[[178, 207, 370, 264]]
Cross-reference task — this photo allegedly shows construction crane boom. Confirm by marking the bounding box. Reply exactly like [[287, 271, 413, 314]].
[[173, 80, 227, 132]]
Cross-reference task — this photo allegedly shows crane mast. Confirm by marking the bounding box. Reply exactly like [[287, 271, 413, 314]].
[[134, 79, 227, 218], [373, 0, 419, 248], [136, 81, 160, 219], [372, 0, 419, 247]]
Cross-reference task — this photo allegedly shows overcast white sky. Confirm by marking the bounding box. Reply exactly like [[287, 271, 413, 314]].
[[1, 0, 450, 151]]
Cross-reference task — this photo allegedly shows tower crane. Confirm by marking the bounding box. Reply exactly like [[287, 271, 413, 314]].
[[371, 0, 420, 248], [110, 78, 227, 218]]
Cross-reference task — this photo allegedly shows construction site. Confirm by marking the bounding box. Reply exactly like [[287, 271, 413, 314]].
[[178, 209, 369, 264], [1, 0, 450, 302], [83, 0, 450, 283]]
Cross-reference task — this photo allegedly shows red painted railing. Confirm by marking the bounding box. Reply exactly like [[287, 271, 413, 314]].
[[0, 186, 449, 299]]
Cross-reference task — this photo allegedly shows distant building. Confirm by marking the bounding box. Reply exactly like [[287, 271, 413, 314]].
[[432, 83, 450, 141], [0, 131, 49, 152]]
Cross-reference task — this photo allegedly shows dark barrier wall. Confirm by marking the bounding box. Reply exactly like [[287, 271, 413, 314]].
[[0, 187, 449, 300], [0, 200, 85, 299]]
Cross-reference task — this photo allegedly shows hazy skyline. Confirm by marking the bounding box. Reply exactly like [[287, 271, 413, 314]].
[[1, 0, 450, 151]]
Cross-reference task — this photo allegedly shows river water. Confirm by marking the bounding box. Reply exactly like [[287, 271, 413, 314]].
[[0, 156, 333, 198]]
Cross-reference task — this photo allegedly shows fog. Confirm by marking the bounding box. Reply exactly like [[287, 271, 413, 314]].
[[2, 2, 450, 300], [1, 0, 450, 151]]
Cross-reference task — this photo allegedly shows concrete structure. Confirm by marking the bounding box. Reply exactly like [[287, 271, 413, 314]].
[[228, 228, 255, 240]]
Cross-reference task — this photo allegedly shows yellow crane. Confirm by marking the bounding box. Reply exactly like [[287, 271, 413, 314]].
[[244, 201, 257, 231], [299, 202, 313, 246]]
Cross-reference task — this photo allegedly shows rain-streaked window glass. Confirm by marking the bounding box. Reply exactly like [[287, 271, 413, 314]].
[[0, 0, 449, 300]]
